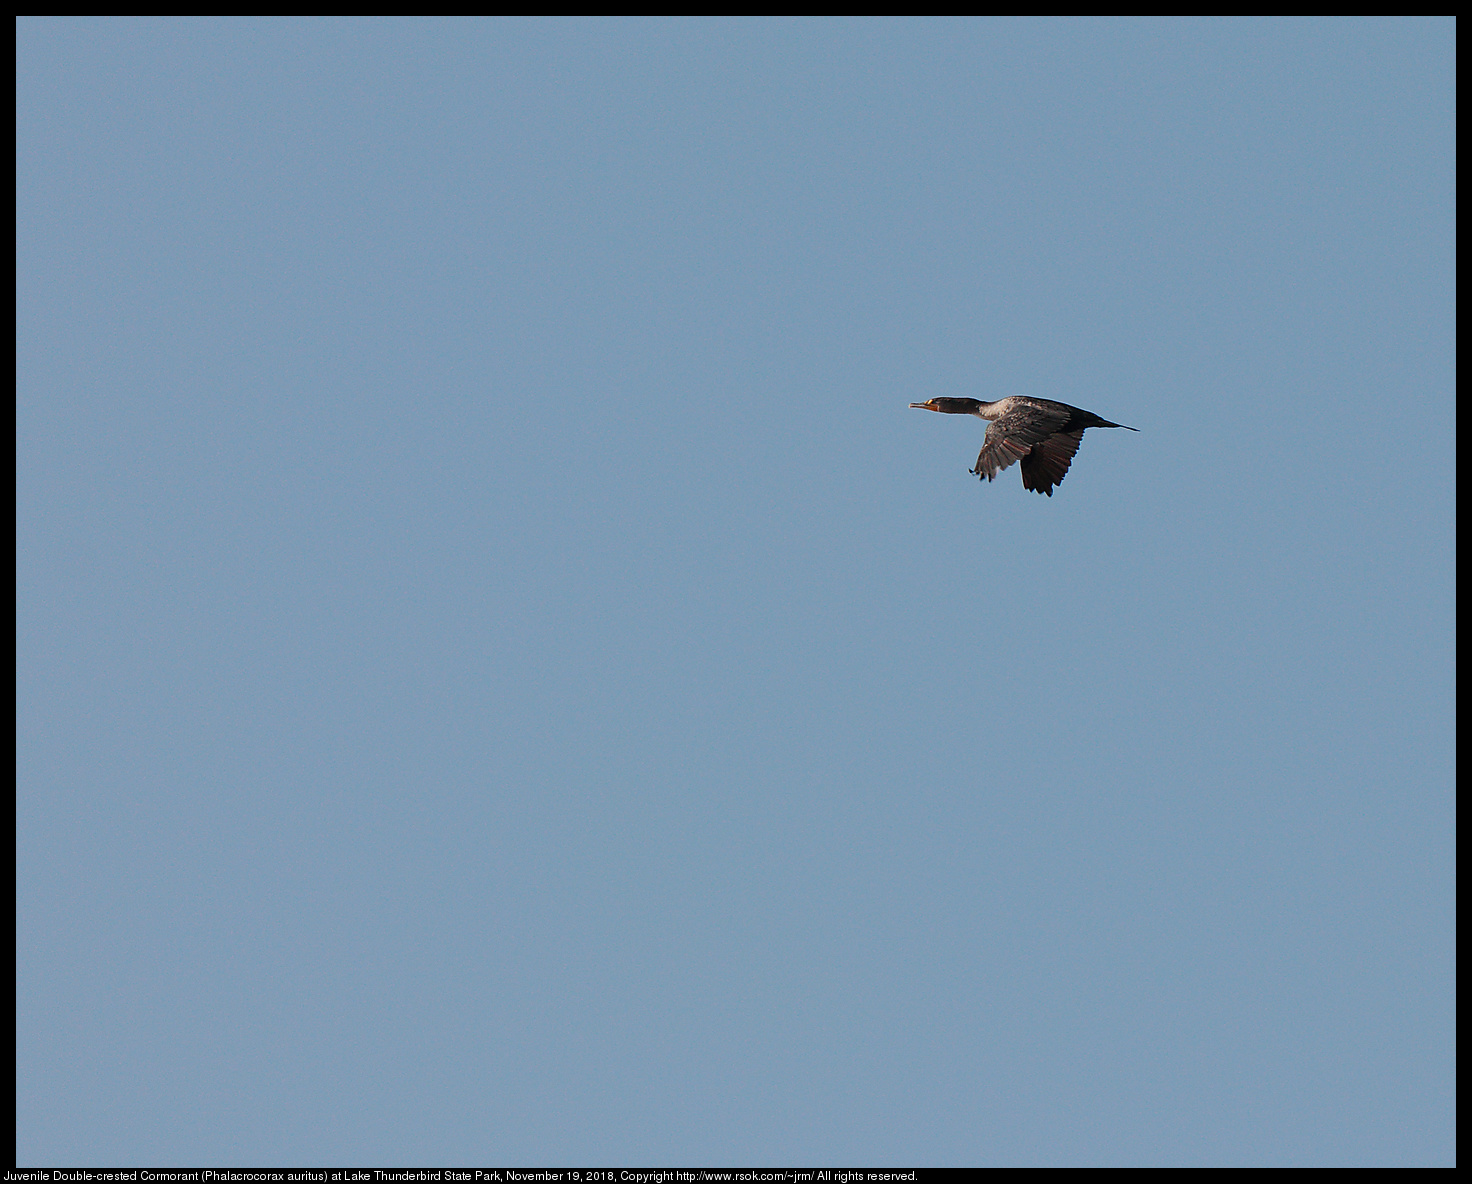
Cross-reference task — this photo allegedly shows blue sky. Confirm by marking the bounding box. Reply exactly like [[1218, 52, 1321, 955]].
[[16, 18, 1455, 1166]]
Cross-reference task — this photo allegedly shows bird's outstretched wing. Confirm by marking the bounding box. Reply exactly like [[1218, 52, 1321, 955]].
[[971, 401, 1072, 483], [1019, 429, 1084, 496]]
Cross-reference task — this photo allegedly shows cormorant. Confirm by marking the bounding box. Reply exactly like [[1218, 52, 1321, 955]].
[[910, 396, 1138, 496]]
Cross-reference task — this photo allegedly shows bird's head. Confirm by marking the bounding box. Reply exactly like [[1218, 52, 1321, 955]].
[[909, 397, 981, 415]]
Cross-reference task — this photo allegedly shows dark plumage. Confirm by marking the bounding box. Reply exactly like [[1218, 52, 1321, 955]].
[[909, 396, 1138, 496]]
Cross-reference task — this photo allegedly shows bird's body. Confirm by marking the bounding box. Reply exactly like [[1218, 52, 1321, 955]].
[[909, 395, 1138, 496]]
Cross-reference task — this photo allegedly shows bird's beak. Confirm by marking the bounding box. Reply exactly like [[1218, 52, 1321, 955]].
[[910, 400, 936, 411]]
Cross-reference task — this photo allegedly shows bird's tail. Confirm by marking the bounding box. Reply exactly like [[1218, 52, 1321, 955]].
[[1079, 409, 1139, 432]]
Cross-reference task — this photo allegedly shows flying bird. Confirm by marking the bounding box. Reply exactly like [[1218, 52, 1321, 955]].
[[909, 396, 1138, 496]]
